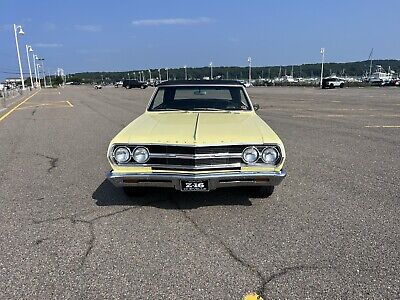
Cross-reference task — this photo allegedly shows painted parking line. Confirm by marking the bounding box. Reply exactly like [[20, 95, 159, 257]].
[[243, 293, 264, 300], [16, 100, 73, 111], [365, 125, 400, 128], [0, 90, 39, 123]]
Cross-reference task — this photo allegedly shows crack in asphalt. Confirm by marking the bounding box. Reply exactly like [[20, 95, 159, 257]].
[[168, 195, 333, 298], [168, 196, 268, 298], [32, 198, 167, 270], [35, 153, 59, 173]]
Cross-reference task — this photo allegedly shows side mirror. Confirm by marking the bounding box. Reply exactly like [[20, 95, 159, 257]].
[[253, 104, 260, 111]]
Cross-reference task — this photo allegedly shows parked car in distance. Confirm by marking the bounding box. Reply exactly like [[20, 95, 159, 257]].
[[122, 79, 148, 89], [94, 84, 102, 89], [114, 81, 123, 88], [107, 80, 286, 197], [322, 77, 345, 89]]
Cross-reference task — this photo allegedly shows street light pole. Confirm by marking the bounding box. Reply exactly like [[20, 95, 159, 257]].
[[209, 62, 213, 79], [25, 45, 34, 88], [32, 53, 39, 88], [165, 68, 169, 81], [13, 24, 25, 90], [184, 65, 187, 80], [148, 69, 152, 81], [320, 48, 325, 87], [37, 64, 42, 87], [158, 69, 161, 81], [248, 57, 252, 83], [41, 59, 47, 88]]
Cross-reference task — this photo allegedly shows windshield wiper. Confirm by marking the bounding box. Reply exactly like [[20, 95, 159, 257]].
[[192, 108, 228, 111], [153, 108, 188, 112]]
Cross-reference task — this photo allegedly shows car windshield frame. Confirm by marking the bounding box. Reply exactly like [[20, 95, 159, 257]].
[[147, 85, 253, 112]]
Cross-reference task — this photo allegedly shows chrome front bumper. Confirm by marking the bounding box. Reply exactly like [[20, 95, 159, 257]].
[[106, 170, 286, 191]]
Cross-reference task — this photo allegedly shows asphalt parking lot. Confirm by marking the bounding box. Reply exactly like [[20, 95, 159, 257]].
[[0, 85, 399, 299]]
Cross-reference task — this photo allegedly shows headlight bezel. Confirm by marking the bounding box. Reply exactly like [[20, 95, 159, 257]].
[[113, 146, 132, 164], [132, 146, 150, 164], [241, 146, 260, 164], [261, 146, 280, 165]]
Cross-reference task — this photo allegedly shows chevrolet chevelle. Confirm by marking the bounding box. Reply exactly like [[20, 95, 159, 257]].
[[107, 80, 286, 196]]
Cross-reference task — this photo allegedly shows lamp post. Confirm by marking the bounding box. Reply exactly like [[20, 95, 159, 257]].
[[25, 45, 34, 88], [37, 64, 42, 87], [13, 24, 25, 90], [128, 73, 130, 80], [33, 55, 40, 88], [320, 48, 325, 87], [209, 62, 213, 79], [148, 69, 152, 81], [158, 69, 161, 81], [184, 65, 187, 80], [32, 53, 39, 88], [141, 71, 145, 81], [133, 72, 136, 80], [37, 58, 47, 88], [248, 57, 252, 83], [165, 68, 169, 81]]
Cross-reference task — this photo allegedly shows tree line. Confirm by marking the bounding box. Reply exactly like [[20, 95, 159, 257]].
[[67, 59, 400, 84]]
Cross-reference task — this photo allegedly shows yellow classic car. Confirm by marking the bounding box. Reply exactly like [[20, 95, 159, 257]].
[[107, 80, 286, 196]]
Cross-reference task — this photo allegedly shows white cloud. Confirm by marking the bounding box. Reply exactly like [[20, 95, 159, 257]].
[[132, 17, 212, 26], [74, 24, 102, 32], [34, 43, 63, 48]]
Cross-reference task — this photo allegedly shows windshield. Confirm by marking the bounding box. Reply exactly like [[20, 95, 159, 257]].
[[148, 86, 252, 111]]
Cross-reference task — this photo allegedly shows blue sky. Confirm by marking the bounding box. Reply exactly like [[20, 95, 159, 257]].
[[1, 0, 399, 79]]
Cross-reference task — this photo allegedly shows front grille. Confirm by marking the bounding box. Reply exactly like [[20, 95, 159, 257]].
[[111, 144, 282, 170]]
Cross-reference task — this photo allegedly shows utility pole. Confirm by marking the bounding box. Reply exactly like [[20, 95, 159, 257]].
[[209, 62, 213, 79]]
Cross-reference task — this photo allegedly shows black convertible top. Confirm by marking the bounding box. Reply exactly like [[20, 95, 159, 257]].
[[157, 80, 243, 86]]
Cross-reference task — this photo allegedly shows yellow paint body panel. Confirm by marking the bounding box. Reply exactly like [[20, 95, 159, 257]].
[[109, 111, 285, 172]]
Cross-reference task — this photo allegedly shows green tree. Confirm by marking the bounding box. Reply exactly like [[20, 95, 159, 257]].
[[53, 76, 63, 86]]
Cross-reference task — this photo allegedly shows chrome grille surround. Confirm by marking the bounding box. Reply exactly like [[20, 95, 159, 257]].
[[110, 144, 282, 170]]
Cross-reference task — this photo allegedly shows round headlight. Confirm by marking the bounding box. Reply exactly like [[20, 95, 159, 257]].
[[261, 147, 279, 164], [114, 146, 131, 163], [132, 147, 150, 163], [242, 146, 259, 164]]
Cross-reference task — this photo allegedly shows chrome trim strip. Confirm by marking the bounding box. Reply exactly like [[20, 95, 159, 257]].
[[107, 169, 287, 190]]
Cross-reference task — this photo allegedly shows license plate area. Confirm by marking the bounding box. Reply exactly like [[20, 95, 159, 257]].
[[180, 180, 209, 192]]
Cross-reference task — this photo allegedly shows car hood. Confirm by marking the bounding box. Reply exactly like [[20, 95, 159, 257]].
[[111, 111, 283, 145]]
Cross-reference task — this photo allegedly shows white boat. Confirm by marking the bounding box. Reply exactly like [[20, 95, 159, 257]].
[[368, 65, 393, 85]]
